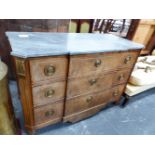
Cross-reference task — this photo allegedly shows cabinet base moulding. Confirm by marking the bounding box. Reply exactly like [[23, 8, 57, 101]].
[[63, 103, 108, 123]]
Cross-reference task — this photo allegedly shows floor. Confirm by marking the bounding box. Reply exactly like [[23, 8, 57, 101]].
[[9, 80, 155, 135]]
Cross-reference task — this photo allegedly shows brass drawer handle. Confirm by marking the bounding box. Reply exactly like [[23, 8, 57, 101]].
[[113, 91, 119, 97], [89, 79, 97, 85], [118, 74, 125, 81], [44, 65, 56, 76], [45, 89, 55, 98], [86, 96, 93, 103], [94, 59, 102, 67], [124, 56, 132, 64], [45, 110, 54, 117]]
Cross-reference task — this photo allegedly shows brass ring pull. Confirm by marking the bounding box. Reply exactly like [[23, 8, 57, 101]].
[[89, 79, 97, 85], [45, 110, 54, 117], [124, 56, 132, 64], [45, 89, 55, 98], [86, 96, 93, 103], [94, 59, 102, 67], [44, 65, 56, 76], [113, 91, 119, 97], [118, 74, 124, 81]]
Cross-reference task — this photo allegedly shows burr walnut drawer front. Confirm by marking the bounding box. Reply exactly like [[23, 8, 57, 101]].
[[29, 56, 68, 84], [65, 85, 125, 116], [69, 51, 138, 78], [32, 80, 66, 107], [34, 101, 63, 126]]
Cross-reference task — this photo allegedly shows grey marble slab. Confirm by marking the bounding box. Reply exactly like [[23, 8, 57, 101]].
[[6, 32, 144, 58]]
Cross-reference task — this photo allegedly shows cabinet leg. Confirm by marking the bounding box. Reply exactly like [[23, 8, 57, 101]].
[[120, 94, 131, 108], [113, 98, 121, 105]]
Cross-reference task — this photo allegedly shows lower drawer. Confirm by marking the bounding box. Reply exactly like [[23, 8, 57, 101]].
[[34, 101, 64, 127], [63, 103, 107, 123], [65, 85, 125, 116]]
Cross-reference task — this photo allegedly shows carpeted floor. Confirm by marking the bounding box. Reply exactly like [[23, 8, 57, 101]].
[[9, 80, 155, 135]]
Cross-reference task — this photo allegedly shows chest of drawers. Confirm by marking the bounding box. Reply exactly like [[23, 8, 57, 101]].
[[6, 32, 144, 134]]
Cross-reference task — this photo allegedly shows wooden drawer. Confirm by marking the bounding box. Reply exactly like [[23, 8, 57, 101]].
[[65, 85, 125, 116], [112, 69, 132, 85], [63, 103, 107, 123], [69, 51, 138, 78], [32, 80, 66, 107], [34, 101, 63, 126], [66, 69, 130, 98], [67, 73, 113, 98], [110, 84, 125, 101], [29, 56, 68, 84], [65, 90, 110, 116]]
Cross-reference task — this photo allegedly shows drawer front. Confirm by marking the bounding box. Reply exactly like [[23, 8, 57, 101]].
[[66, 69, 130, 98], [67, 73, 113, 98], [63, 103, 106, 123], [65, 90, 110, 115], [69, 51, 139, 78], [65, 85, 125, 116], [30, 56, 68, 84], [34, 101, 63, 125], [110, 85, 125, 101], [112, 69, 132, 85], [32, 80, 66, 107]]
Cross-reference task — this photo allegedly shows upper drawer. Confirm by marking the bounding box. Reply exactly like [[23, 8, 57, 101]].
[[29, 56, 68, 84], [68, 51, 139, 78], [32, 80, 66, 107]]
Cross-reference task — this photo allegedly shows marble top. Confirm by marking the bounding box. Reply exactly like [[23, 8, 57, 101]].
[[6, 32, 144, 58]]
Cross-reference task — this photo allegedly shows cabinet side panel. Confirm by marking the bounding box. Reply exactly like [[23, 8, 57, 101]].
[[14, 57, 35, 132]]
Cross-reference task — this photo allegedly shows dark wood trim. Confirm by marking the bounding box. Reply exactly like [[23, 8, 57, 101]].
[[147, 30, 155, 53], [126, 19, 140, 40], [76, 20, 81, 33], [89, 19, 94, 33]]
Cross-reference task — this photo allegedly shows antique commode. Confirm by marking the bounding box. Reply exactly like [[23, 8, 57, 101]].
[[6, 32, 144, 133]]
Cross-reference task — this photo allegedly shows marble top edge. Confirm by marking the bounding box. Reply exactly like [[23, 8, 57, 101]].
[[6, 32, 144, 58], [11, 51, 69, 58], [11, 48, 142, 58], [69, 48, 143, 55]]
